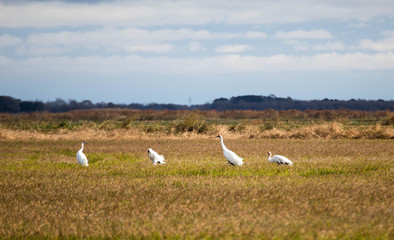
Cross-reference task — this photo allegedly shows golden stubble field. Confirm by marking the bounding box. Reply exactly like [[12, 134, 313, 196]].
[[0, 135, 393, 239]]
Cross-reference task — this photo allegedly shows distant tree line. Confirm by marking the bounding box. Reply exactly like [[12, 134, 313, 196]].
[[207, 95, 394, 111], [0, 96, 190, 113], [0, 95, 393, 113]]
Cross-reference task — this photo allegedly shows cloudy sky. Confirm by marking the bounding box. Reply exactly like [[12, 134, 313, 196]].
[[0, 0, 393, 104]]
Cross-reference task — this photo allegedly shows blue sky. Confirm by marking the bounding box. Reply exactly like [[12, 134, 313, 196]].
[[0, 0, 393, 104]]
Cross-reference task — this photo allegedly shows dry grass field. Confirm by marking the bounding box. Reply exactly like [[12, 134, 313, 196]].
[[0, 110, 393, 239]]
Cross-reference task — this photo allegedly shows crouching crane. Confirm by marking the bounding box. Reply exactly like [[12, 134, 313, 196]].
[[148, 148, 166, 165], [267, 151, 293, 166]]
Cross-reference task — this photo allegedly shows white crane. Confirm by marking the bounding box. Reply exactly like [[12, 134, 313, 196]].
[[76, 141, 89, 166], [267, 151, 293, 166], [147, 148, 166, 165], [216, 135, 244, 166]]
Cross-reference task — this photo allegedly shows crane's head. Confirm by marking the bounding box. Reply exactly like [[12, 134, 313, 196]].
[[267, 151, 272, 156], [147, 148, 152, 153], [82, 141, 87, 144], [215, 135, 222, 138]]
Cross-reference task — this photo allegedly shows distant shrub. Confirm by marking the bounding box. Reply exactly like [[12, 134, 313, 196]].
[[98, 120, 119, 130], [143, 124, 163, 133], [57, 120, 81, 130], [383, 114, 394, 126], [121, 117, 135, 129], [173, 113, 210, 134], [228, 124, 245, 133], [259, 123, 274, 131]]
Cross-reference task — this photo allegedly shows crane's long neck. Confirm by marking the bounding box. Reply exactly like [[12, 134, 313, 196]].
[[220, 137, 228, 151], [268, 152, 272, 162], [80, 143, 84, 152]]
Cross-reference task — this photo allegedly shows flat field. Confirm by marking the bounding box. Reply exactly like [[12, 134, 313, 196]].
[[0, 137, 393, 239]]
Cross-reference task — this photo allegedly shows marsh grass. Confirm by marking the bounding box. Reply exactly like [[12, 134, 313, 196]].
[[0, 138, 393, 239]]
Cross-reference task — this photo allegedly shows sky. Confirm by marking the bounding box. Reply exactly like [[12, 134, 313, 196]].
[[0, 0, 393, 105]]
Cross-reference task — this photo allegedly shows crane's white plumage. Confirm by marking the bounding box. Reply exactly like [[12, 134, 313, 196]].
[[267, 151, 293, 166], [147, 148, 166, 165], [76, 141, 88, 166], [216, 135, 243, 166]]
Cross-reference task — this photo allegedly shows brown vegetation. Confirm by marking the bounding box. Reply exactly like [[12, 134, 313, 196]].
[[1, 108, 393, 121], [0, 109, 393, 141]]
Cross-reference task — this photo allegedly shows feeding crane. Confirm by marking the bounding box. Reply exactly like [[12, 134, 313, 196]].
[[147, 148, 166, 165], [267, 151, 293, 166]]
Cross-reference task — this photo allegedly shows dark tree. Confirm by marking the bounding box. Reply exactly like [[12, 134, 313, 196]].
[[0, 96, 20, 113], [20, 101, 45, 112]]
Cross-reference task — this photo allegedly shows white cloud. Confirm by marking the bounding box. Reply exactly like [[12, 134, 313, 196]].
[[359, 32, 394, 51], [1, 52, 393, 75], [24, 28, 265, 45], [215, 45, 253, 53], [284, 40, 308, 51], [16, 46, 68, 56], [275, 29, 333, 39], [1, 1, 394, 28], [0, 34, 22, 48], [347, 22, 369, 28], [18, 28, 266, 56], [126, 44, 173, 53], [189, 41, 206, 52], [383, 30, 394, 37], [313, 42, 345, 51], [244, 31, 267, 39]]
